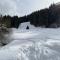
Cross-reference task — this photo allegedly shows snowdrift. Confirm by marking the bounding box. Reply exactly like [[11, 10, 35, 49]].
[[0, 22, 60, 60]]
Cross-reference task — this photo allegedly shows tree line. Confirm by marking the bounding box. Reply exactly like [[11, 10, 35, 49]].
[[0, 3, 60, 28]]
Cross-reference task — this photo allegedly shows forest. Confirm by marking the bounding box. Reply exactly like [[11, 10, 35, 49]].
[[0, 3, 60, 28]]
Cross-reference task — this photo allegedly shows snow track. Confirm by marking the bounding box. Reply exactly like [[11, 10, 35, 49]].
[[0, 22, 60, 60]]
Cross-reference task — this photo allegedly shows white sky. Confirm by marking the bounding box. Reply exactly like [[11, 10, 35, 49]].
[[0, 0, 60, 16]]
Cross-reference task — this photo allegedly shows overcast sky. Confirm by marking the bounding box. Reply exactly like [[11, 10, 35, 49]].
[[0, 0, 60, 16]]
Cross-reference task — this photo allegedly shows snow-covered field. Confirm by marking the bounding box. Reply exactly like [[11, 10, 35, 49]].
[[0, 22, 60, 60]]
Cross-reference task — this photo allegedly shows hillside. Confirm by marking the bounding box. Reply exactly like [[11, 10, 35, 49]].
[[0, 22, 60, 60], [0, 3, 60, 28]]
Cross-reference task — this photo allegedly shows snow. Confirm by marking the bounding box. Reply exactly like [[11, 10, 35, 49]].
[[0, 22, 60, 60], [19, 22, 36, 29]]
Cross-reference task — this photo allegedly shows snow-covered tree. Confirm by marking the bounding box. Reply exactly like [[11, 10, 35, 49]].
[[0, 24, 11, 46]]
